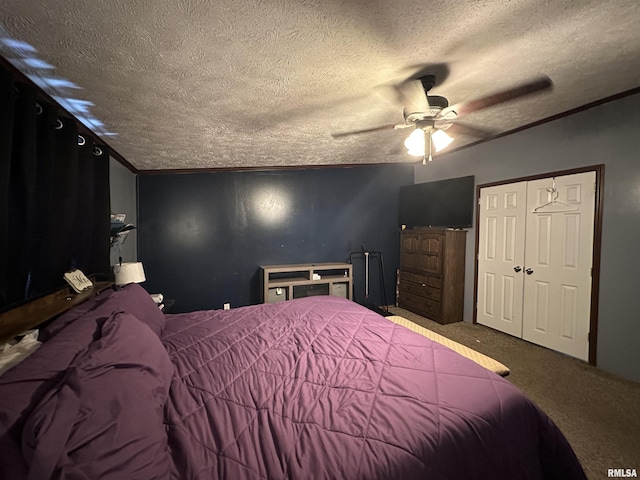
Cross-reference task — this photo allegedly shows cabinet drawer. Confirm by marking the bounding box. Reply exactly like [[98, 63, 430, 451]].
[[399, 279, 442, 301], [399, 270, 441, 289], [398, 290, 442, 316]]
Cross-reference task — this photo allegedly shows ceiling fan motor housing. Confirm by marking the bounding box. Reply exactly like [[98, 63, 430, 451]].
[[426, 95, 449, 109], [405, 109, 441, 124]]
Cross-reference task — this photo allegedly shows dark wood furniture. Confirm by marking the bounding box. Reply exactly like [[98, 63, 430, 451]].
[[159, 299, 175, 313], [0, 281, 113, 343], [397, 228, 466, 324]]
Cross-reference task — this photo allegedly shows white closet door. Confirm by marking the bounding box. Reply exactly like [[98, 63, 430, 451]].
[[477, 182, 527, 337], [522, 171, 596, 360]]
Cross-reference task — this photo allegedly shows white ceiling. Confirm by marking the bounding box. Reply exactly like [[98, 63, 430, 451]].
[[1, 0, 639, 171]]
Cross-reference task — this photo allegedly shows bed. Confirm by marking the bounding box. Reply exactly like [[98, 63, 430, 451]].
[[0, 283, 586, 479]]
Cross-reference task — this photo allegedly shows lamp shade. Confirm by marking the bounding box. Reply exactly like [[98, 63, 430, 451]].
[[431, 128, 454, 152], [114, 262, 146, 285], [404, 128, 425, 157]]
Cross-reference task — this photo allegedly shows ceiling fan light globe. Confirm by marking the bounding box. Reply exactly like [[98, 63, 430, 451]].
[[406, 146, 425, 157], [431, 128, 454, 152], [404, 129, 425, 156]]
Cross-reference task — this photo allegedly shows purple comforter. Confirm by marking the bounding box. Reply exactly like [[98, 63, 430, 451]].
[[161, 296, 586, 479], [0, 286, 585, 479]]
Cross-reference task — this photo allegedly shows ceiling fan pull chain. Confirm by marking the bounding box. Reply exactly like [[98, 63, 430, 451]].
[[426, 130, 434, 164]]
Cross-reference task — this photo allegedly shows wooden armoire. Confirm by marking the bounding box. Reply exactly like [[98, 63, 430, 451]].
[[397, 228, 466, 324]]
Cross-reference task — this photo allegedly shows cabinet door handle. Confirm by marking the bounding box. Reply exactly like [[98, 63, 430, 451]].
[[513, 266, 522, 273], [422, 283, 426, 287], [525, 268, 534, 275]]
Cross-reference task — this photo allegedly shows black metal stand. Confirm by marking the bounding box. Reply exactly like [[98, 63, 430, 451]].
[[348, 244, 389, 316]]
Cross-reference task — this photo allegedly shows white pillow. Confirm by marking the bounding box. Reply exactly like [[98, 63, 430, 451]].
[[0, 330, 42, 375]]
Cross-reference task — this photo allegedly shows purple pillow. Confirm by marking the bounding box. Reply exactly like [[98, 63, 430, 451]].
[[106, 283, 167, 336], [44, 283, 166, 340], [21, 311, 174, 479]]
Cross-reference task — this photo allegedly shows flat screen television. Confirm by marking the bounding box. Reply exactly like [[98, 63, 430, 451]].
[[399, 175, 475, 229]]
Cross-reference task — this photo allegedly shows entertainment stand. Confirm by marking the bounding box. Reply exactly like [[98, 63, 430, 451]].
[[260, 263, 353, 304]]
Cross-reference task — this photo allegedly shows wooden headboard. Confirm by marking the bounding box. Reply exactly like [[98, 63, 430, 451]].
[[0, 281, 113, 344]]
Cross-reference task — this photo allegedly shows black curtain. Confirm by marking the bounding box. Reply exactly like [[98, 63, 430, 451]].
[[0, 63, 110, 313]]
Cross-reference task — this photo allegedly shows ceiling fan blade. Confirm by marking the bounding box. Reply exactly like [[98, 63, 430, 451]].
[[395, 79, 430, 114], [387, 143, 406, 156], [330, 123, 402, 138], [442, 75, 552, 117], [442, 121, 497, 138], [374, 79, 430, 111]]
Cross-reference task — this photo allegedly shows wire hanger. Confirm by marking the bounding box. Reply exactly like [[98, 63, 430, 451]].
[[532, 177, 578, 213]]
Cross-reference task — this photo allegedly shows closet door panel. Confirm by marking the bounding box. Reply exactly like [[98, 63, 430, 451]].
[[477, 182, 527, 337], [522, 171, 596, 361]]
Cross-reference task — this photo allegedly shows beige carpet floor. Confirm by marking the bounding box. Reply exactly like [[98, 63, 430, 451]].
[[387, 306, 640, 480]]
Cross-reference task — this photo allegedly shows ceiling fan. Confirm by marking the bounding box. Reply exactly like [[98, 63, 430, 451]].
[[331, 73, 553, 163]]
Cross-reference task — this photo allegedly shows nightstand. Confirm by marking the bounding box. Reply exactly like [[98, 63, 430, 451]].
[[159, 299, 175, 313]]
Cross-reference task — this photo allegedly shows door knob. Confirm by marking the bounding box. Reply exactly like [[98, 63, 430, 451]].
[[513, 266, 522, 273], [525, 268, 534, 275]]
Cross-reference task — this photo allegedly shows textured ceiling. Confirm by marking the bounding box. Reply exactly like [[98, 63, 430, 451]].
[[1, 0, 639, 171]]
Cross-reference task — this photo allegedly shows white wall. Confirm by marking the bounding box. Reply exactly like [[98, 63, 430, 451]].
[[109, 158, 137, 265], [414, 92, 640, 384]]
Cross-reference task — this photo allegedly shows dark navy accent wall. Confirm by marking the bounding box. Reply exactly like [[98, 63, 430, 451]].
[[138, 164, 413, 312]]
